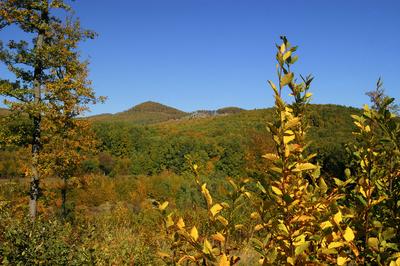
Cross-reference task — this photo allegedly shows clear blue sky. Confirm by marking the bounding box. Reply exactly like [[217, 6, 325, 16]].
[[1, 0, 400, 115]]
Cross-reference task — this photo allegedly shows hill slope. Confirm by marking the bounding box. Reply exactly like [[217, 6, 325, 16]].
[[92, 103, 360, 177], [0, 108, 9, 116], [89, 101, 188, 124]]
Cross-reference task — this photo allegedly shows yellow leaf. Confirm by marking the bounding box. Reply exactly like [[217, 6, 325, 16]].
[[193, 164, 198, 170], [320, 221, 333, 230], [285, 117, 300, 129], [371, 196, 387, 206], [292, 215, 315, 222], [157, 251, 171, 259], [283, 134, 295, 144], [210, 203, 223, 217], [234, 224, 244, 230], [158, 201, 169, 211], [254, 224, 264, 231], [334, 211, 342, 225], [359, 186, 367, 198], [177, 217, 185, 229], [216, 215, 229, 226], [328, 242, 344, 249], [343, 226, 355, 242], [165, 215, 174, 228], [250, 212, 260, 219], [295, 242, 309, 255], [283, 50, 292, 60], [278, 222, 289, 235], [201, 183, 213, 206], [287, 256, 295, 265], [268, 80, 278, 94], [337, 255, 349, 265], [271, 186, 283, 195], [212, 232, 225, 243], [203, 239, 213, 254], [367, 237, 379, 251], [280, 43, 286, 53], [218, 253, 230, 266], [280, 72, 294, 87], [190, 226, 199, 241], [262, 153, 279, 161], [293, 163, 317, 172]]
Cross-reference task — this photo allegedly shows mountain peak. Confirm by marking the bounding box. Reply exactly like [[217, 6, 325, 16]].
[[125, 101, 186, 115]]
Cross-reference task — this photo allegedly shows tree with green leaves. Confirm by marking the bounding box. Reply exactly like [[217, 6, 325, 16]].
[[0, 0, 102, 218]]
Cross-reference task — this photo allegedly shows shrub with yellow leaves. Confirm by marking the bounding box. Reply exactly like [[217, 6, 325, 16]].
[[157, 161, 249, 265], [345, 78, 400, 265], [249, 36, 359, 265]]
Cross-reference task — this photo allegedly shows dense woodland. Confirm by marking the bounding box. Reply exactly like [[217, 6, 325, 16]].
[[0, 1, 399, 265]]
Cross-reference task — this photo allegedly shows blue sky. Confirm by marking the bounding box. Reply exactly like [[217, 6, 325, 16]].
[[1, 0, 400, 115]]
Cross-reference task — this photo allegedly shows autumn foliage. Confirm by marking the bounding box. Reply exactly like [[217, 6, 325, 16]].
[[0, 1, 399, 265]]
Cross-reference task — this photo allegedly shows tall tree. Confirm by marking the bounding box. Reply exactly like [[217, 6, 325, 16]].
[[0, 0, 101, 218]]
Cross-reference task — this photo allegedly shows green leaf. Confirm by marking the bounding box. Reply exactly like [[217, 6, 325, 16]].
[[382, 227, 396, 240], [344, 168, 351, 178]]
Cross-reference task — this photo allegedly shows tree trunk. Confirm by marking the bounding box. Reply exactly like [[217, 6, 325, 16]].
[[29, 36, 43, 219], [29, 3, 48, 219], [61, 177, 67, 219]]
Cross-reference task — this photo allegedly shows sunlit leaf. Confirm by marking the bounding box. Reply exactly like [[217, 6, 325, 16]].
[[343, 227, 355, 242], [190, 226, 199, 241], [177, 217, 185, 229], [159, 201, 169, 211], [210, 203, 223, 217], [271, 186, 283, 195], [218, 253, 230, 266]]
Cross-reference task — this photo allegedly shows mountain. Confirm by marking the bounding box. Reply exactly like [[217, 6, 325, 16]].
[[123, 101, 185, 115], [88, 101, 188, 124]]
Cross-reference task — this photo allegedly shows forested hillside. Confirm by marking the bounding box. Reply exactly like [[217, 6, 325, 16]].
[[0, 103, 358, 180], [85, 103, 359, 178]]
